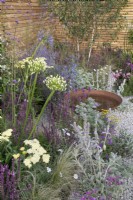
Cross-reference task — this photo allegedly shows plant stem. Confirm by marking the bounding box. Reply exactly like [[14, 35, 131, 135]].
[[88, 15, 96, 64], [31, 36, 46, 59], [28, 90, 55, 139], [25, 171, 36, 200], [22, 73, 38, 134]]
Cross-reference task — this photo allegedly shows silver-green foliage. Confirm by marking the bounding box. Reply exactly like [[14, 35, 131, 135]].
[[75, 98, 104, 130], [71, 121, 132, 199], [74, 69, 93, 89]]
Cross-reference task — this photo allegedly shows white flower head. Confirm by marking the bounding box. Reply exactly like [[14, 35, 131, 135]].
[[73, 174, 78, 180], [23, 158, 32, 168], [15, 57, 53, 75], [13, 153, 20, 160], [2, 129, 13, 137], [46, 167, 52, 173], [0, 136, 10, 142], [0, 129, 13, 142], [30, 154, 40, 164], [42, 154, 50, 163], [37, 146, 47, 155], [23, 138, 50, 167], [44, 75, 67, 91], [20, 147, 25, 151]]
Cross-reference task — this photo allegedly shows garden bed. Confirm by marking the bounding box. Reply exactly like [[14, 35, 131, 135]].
[[0, 30, 133, 200]]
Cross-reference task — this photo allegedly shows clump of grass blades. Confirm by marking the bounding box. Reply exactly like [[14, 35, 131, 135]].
[[23, 147, 76, 200]]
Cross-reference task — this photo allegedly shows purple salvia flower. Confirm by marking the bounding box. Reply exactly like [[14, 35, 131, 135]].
[[0, 163, 19, 199]]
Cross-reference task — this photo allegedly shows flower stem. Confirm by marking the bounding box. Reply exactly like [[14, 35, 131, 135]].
[[22, 73, 38, 133], [31, 36, 46, 59], [28, 90, 55, 139]]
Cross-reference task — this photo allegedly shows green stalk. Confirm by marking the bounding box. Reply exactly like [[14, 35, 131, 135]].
[[25, 171, 36, 200], [11, 58, 16, 127], [28, 90, 55, 139], [22, 73, 38, 136], [31, 36, 46, 59], [11, 23, 18, 127]]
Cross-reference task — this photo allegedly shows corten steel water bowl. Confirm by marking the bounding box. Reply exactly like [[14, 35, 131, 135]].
[[64, 89, 122, 110]]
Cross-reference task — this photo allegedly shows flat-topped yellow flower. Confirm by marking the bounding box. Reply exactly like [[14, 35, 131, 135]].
[[13, 153, 20, 160], [23, 138, 50, 168], [2, 129, 13, 137], [101, 109, 109, 115], [42, 154, 50, 163], [0, 129, 13, 142], [23, 158, 32, 168], [20, 147, 25, 151], [44, 75, 67, 91]]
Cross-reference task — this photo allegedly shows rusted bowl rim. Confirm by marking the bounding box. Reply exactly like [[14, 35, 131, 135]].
[[64, 89, 122, 109]]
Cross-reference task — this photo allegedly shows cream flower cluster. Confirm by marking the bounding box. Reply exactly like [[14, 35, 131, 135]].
[[23, 139, 50, 168], [44, 75, 67, 91], [0, 129, 13, 142], [15, 57, 53, 75]]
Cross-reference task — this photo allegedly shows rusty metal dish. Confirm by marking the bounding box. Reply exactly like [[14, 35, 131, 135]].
[[64, 89, 122, 110]]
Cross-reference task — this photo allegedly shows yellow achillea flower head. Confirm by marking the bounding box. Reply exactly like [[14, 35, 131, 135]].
[[0, 129, 13, 142], [101, 109, 109, 115], [20, 147, 25, 151], [13, 153, 20, 160], [23, 139, 50, 168]]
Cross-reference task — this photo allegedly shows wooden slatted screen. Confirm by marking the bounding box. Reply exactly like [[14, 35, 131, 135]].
[[0, 0, 133, 54]]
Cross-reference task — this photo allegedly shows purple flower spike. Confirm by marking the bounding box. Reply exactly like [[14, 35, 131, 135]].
[[0, 0, 6, 3]]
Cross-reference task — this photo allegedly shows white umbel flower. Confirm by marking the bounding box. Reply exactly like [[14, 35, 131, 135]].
[[15, 57, 53, 75], [44, 75, 67, 91]]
